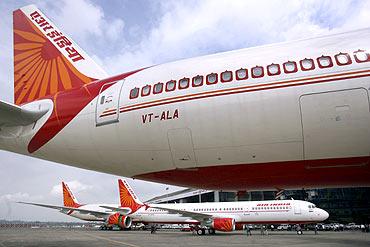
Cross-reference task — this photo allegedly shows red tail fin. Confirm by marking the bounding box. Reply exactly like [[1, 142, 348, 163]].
[[13, 5, 107, 105], [118, 179, 143, 213], [62, 182, 80, 208]]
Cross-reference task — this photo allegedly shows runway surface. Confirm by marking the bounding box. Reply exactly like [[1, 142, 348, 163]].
[[0, 228, 369, 247]]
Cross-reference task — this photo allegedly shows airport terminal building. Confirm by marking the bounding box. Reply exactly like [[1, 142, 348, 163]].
[[149, 187, 370, 224]]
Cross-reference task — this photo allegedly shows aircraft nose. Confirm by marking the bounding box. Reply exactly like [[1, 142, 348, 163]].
[[319, 209, 329, 221]]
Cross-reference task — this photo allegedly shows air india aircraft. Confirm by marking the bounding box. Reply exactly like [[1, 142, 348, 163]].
[[1, 5, 369, 190], [19, 182, 133, 230], [102, 179, 329, 235]]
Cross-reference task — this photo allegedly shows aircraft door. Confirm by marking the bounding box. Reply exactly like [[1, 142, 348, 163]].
[[300, 88, 370, 160], [167, 128, 197, 169], [294, 204, 301, 215], [96, 80, 124, 126], [243, 206, 250, 216]]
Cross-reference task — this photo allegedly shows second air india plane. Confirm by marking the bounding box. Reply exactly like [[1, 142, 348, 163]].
[[0, 5, 369, 190], [19, 182, 133, 230], [103, 179, 329, 235]]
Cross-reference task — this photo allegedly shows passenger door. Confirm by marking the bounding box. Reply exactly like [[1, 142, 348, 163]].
[[96, 80, 124, 126]]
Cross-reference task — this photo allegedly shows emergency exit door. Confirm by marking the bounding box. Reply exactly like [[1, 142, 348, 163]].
[[300, 88, 370, 160], [96, 80, 124, 126], [168, 128, 197, 169]]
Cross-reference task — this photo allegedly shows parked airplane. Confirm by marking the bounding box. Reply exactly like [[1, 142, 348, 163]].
[[102, 179, 329, 235], [18, 182, 133, 230], [1, 5, 369, 191]]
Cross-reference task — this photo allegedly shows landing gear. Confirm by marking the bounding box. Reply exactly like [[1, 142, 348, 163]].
[[208, 228, 216, 235], [196, 228, 206, 235]]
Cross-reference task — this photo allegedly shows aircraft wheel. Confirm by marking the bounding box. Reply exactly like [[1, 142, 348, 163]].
[[196, 229, 203, 235], [297, 230, 303, 235], [208, 228, 216, 235]]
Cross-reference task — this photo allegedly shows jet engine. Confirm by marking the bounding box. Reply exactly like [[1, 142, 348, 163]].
[[106, 213, 132, 229], [210, 218, 235, 232]]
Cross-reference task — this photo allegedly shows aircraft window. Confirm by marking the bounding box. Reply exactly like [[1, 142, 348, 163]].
[[192, 75, 204, 87], [221, 71, 233, 82], [100, 95, 105, 104], [165, 80, 176, 92], [317, 55, 333, 68], [251, 66, 264, 78], [141, 85, 151, 96], [354, 49, 370, 63], [267, 63, 281, 76], [153, 82, 163, 94], [129, 88, 139, 99], [179, 78, 190, 89], [300, 58, 315, 71], [236, 68, 248, 80], [206, 73, 218, 85], [283, 61, 298, 73], [335, 53, 352, 66]]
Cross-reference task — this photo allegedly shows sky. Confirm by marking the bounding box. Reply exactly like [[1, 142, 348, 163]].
[[1, 0, 370, 222]]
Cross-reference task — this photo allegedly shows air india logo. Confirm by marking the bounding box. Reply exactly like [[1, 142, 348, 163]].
[[13, 10, 93, 105]]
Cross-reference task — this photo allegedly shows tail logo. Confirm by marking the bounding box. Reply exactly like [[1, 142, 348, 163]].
[[62, 182, 80, 208], [13, 9, 94, 105], [119, 180, 143, 213]]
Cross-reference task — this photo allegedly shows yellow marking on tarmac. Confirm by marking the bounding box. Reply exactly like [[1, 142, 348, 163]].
[[79, 231, 142, 247]]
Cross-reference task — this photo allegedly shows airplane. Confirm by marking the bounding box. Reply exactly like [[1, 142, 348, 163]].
[[102, 179, 329, 235], [0, 4, 369, 191], [18, 181, 133, 230]]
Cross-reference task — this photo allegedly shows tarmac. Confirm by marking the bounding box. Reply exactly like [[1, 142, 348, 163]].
[[0, 228, 369, 247]]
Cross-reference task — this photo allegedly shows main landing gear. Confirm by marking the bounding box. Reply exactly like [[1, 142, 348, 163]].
[[192, 226, 215, 235]]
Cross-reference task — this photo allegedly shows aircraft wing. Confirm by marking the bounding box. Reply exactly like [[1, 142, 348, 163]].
[[0, 100, 47, 127], [99, 205, 132, 215], [151, 206, 213, 223], [18, 201, 111, 218]]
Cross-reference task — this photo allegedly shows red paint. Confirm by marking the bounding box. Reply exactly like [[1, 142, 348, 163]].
[[136, 156, 370, 190], [28, 69, 143, 153]]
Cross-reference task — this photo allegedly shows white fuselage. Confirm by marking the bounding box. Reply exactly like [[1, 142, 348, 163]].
[[131, 200, 328, 224], [1, 29, 370, 190]]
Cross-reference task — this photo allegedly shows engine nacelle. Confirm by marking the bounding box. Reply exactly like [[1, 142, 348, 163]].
[[211, 218, 235, 232], [106, 213, 132, 229]]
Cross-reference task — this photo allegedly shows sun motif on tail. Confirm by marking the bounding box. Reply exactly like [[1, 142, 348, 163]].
[[118, 179, 143, 213], [13, 9, 94, 105]]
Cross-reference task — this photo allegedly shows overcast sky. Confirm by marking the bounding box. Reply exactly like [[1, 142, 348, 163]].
[[1, 0, 370, 222]]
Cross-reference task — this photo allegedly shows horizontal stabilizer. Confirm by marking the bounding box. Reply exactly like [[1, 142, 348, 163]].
[[0, 100, 47, 127]]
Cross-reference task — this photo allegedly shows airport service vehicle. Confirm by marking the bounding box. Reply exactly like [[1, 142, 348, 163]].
[[103, 179, 329, 235], [0, 5, 369, 191], [19, 182, 133, 230]]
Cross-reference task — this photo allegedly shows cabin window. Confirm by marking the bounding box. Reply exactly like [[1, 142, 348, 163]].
[[153, 82, 163, 94], [221, 70, 233, 82], [165, 80, 176, 92], [236, 68, 248, 80], [283, 61, 298, 73], [192, 75, 203, 87], [354, 49, 370, 63], [267, 63, 280, 76], [317, 55, 333, 68], [206, 73, 218, 85], [129, 88, 139, 99], [251, 66, 264, 78], [335, 53, 352, 66], [100, 95, 105, 104], [179, 78, 190, 89], [300, 58, 315, 71], [141, 85, 151, 97]]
